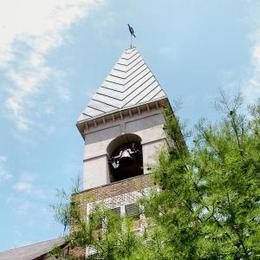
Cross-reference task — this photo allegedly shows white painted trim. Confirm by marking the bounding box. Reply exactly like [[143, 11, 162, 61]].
[[84, 109, 163, 136]]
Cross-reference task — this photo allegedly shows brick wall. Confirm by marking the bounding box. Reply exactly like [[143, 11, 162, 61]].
[[73, 174, 152, 207], [69, 174, 153, 258]]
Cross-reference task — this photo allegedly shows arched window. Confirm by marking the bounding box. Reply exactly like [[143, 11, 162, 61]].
[[107, 134, 143, 182]]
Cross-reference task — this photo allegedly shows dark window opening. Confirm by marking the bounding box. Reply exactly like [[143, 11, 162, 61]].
[[125, 204, 141, 231], [110, 207, 121, 216], [107, 134, 143, 182], [125, 204, 140, 219]]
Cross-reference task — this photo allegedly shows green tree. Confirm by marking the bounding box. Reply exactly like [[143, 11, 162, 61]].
[[52, 96, 259, 259], [142, 95, 259, 259]]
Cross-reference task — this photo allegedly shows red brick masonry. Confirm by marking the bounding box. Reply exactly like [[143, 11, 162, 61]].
[[73, 174, 152, 204], [69, 174, 153, 258]]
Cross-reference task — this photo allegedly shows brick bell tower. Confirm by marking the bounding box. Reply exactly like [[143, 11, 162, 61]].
[[75, 46, 171, 227]]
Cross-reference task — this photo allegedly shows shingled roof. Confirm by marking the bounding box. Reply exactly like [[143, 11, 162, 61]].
[[77, 47, 167, 125], [0, 237, 65, 260]]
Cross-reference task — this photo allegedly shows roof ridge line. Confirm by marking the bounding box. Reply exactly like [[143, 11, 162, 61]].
[[123, 69, 151, 87], [147, 89, 164, 102], [113, 59, 144, 74], [122, 80, 159, 108], [91, 98, 120, 109], [87, 105, 106, 114], [105, 66, 150, 88], [105, 79, 124, 86], [95, 91, 123, 101], [96, 76, 155, 102], [121, 77, 156, 103], [132, 83, 160, 105], [110, 62, 146, 80], [120, 50, 138, 61], [82, 112, 93, 118], [124, 47, 136, 54], [103, 70, 152, 94], [100, 85, 126, 93], [117, 54, 141, 67]]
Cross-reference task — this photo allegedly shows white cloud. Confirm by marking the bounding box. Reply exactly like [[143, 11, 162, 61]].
[[14, 181, 34, 193], [0, 156, 7, 163], [243, 38, 260, 102], [0, 171, 12, 182], [242, 5, 260, 103], [0, 156, 13, 182], [0, 0, 103, 131], [13, 174, 45, 198]]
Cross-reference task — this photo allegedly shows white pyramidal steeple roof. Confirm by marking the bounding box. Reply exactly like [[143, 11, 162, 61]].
[[77, 47, 167, 124]]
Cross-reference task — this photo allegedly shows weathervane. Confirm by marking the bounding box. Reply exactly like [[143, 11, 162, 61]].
[[128, 24, 136, 48]]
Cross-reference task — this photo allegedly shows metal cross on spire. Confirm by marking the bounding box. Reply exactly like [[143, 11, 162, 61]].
[[128, 24, 136, 48]]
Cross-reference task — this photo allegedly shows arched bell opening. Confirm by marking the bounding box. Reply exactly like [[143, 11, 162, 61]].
[[107, 134, 143, 183]]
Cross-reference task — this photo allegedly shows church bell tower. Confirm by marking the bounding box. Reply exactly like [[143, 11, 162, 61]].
[[76, 46, 171, 221]]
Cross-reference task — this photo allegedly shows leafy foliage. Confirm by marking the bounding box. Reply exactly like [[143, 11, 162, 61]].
[[52, 97, 260, 259], [51, 176, 82, 233]]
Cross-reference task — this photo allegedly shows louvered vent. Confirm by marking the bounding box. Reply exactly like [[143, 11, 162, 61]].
[[125, 204, 140, 218]]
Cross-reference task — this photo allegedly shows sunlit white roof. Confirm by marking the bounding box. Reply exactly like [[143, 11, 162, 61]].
[[77, 47, 167, 124]]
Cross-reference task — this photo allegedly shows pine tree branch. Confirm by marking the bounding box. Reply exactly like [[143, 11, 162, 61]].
[[226, 192, 249, 257]]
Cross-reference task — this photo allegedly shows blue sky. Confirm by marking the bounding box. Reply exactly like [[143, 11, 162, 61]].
[[0, 0, 259, 251]]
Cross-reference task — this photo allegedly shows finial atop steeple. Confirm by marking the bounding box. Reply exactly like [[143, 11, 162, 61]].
[[128, 24, 136, 48]]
